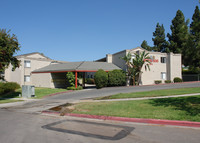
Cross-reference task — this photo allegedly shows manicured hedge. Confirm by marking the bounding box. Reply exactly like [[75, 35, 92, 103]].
[[108, 70, 126, 86], [173, 77, 183, 83], [0, 82, 20, 95], [154, 80, 162, 84], [165, 80, 172, 83], [94, 69, 108, 89]]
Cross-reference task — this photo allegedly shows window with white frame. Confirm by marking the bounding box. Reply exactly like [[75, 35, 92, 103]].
[[24, 75, 30, 82], [161, 72, 166, 80], [24, 60, 31, 68]]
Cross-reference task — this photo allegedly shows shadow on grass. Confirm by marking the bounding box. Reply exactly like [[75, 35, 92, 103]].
[[150, 96, 200, 116], [0, 91, 21, 100]]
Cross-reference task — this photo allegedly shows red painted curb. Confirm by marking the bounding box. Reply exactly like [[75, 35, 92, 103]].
[[42, 111, 200, 128]]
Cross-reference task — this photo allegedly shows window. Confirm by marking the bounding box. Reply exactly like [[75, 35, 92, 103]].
[[161, 72, 166, 80], [24, 60, 31, 68], [24, 75, 30, 82], [161, 57, 166, 63]]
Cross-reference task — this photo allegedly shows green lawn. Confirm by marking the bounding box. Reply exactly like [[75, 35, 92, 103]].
[[34, 87, 68, 99], [0, 87, 68, 100], [73, 95, 200, 122], [0, 99, 23, 104], [96, 87, 200, 100]]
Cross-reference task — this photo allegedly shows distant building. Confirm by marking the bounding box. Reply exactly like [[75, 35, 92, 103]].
[[96, 47, 182, 85], [4, 52, 66, 86], [4, 47, 182, 88]]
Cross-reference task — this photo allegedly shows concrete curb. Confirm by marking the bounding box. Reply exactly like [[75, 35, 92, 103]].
[[42, 111, 200, 128]]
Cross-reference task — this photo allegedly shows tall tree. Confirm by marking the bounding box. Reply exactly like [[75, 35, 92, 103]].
[[141, 40, 152, 51], [152, 23, 169, 52], [167, 10, 189, 65], [188, 6, 200, 68], [0, 29, 20, 79]]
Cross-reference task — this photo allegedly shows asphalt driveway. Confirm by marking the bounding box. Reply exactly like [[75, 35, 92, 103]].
[[46, 82, 200, 102]]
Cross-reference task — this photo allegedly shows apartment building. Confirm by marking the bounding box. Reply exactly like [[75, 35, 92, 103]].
[[4, 47, 182, 88]]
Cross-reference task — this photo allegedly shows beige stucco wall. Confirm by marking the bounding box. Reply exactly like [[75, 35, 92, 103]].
[[110, 47, 182, 85], [32, 73, 51, 88], [4, 53, 53, 86], [111, 50, 127, 71]]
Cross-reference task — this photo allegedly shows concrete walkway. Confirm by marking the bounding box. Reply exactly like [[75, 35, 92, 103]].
[[84, 93, 200, 102]]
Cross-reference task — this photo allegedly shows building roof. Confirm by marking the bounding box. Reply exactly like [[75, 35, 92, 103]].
[[32, 61, 121, 73], [16, 52, 52, 60]]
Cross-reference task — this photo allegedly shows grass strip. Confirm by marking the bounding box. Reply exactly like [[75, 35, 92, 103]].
[[0, 99, 23, 104], [0, 88, 68, 99], [96, 87, 200, 100], [73, 95, 200, 122]]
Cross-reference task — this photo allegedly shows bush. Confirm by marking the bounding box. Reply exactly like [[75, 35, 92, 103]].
[[86, 78, 95, 84], [94, 69, 108, 89], [66, 72, 75, 87], [173, 77, 183, 83], [67, 86, 83, 90], [108, 70, 126, 86], [165, 80, 172, 83], [154, 80, 162, 84], [0, 82, 20, 95]]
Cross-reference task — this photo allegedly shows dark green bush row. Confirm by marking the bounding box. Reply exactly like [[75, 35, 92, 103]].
[[67, 86, 83, 90], [165, 80, 172, 83], [94, 69, 126, 89], [108, 70, 126, 86], [173, 77, 183, 83], [0, 82, 20, 95], [94, 69, 108, 89], [154, 80, 162, 84]]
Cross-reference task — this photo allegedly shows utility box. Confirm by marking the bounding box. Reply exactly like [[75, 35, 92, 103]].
[[22, 85, 35, 98]]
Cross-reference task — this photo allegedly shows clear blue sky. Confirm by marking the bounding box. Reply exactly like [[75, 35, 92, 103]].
[[0, 0, 199, 61]]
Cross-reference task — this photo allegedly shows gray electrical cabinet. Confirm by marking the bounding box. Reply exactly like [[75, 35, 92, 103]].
[[22, 85, 35, 98]]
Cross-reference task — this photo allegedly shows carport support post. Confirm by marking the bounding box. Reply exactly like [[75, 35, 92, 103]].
[[75, 71, 78, 88]]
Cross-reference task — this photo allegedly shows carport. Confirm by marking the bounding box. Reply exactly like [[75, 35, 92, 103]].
[[32, 61, 121, 88]]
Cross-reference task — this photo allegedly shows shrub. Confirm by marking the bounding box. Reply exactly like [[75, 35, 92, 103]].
[[108, 70, 126, 86], [67, 86, 83, 90], [94, 69, 108, 89], [86, 78, 95, 84], [0, 82, 20, 95], [165, 80, 172, 83], [173, 77, 183, 83], [154, 80, 162, 84], [66, 72, 75, 87]]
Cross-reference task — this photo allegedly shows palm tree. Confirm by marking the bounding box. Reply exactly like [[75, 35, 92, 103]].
[[131, 51, 151, 85], [121, 51, 151, 86]]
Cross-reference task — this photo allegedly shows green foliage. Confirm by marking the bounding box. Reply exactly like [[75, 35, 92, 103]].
[[152, 23, 169, 52], [173, 77, 183, 83], [165, 80, 172, 83], [86, 78, 95, 84], [167, 10, 189, 66], [0, 29, 20, 78], [188, 6, 200, 68], [121, 51, 151, 86], [66, 72, 75, 87], [108, 70, 126, 86], [141, 40, 152, 51], [0, 82, 20, 95], [154, 80, 162, 84], [67, 86, 83, 90], [94, 69, 108, 89]]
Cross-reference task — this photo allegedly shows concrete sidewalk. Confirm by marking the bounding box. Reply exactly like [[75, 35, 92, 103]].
[[83, 93, 200, 102]]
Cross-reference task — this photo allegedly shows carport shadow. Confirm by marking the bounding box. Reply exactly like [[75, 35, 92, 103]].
[[150, 96, 200, 116], [42, 120, 134, 140]]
